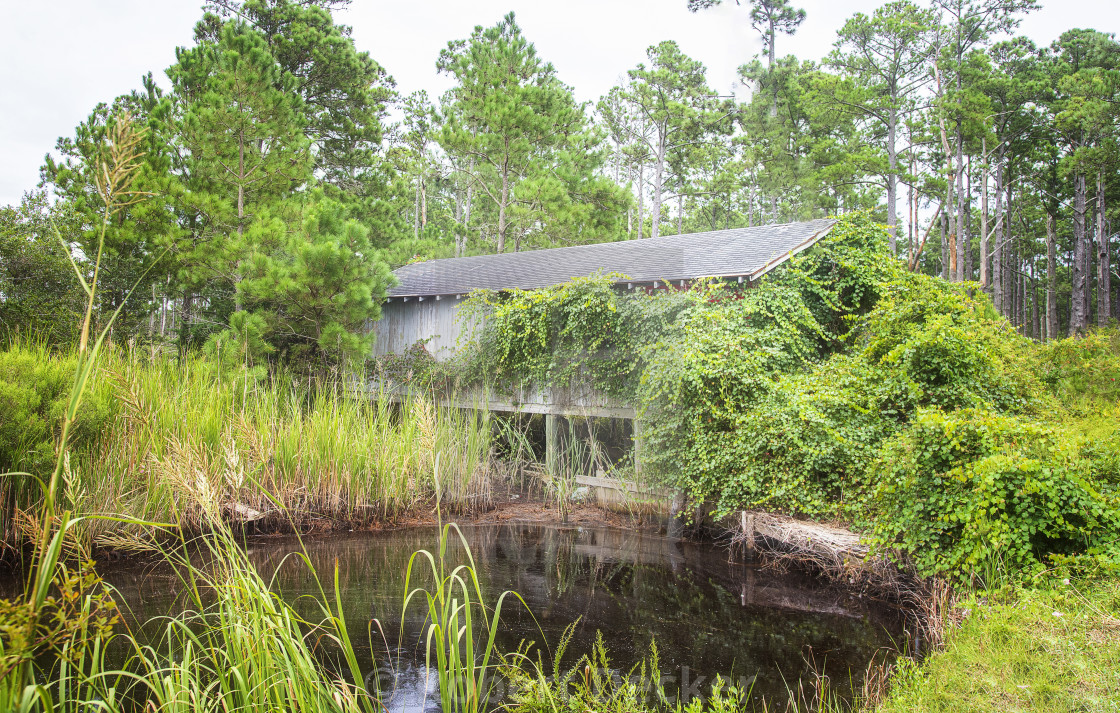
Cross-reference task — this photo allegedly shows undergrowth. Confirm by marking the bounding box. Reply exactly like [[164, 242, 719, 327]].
[[0, 341, 495, 548]]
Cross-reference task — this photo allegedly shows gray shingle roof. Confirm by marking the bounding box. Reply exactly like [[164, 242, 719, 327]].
[[388, 218, 837, 297]]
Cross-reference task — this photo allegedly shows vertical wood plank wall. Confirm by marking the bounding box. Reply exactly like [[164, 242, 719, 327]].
[[372, 297, 477, 361]]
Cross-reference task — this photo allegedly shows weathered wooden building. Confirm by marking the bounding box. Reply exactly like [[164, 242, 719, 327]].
[[372, 219, 837, 497], [374, 218, 837, 371]]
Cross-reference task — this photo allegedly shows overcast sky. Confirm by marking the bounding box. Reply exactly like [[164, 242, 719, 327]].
[[1, 0, 1116, 207]]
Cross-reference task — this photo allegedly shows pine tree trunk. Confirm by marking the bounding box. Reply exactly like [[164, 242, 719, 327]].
[[945, 165, 954, 277], [768, 18, 778, 118], [886, 110, 898, 254], [980, 141, 989, 290], [1097, 173, 1110, 327], [1071, 172, 1088, 334], [1004, 183, 1014, 318], [907, 170, 915, 264], [992, 162, 1004, 313], [1047, 212, 1058, 340], [940, 210, 949, 278], [637, 163, 645, 239], [235, 132, 246, 313], [421, 174, 427, 230], [651, 139, 665, 240], [498, 160, 510, 254], [1031, 261, 1039, 340], [453, 182, 464, 258], [463, 178, 474, 256], [964, 156, 973, 280], [677, 194, 683, 235], [954, 125, 965, 282], [413, 179, 420, 240]]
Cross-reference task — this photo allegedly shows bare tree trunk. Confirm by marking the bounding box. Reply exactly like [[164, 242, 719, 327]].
[[1031, 260, 1039, 340], [992, 162, 1004, 314], [942, 176, 952, 280], [980, 140, 989, 290], [886, 111, 898, 254], [940, 210, 949, 279], [965, 155, 973, 280], [908, 180, 915, 264], [498, 161, 510, 254], [413, 178, 420, 240], [159, 275, 169, 339], [1098, 173, 1110, 327], [453, 181, 464, 258], [1071, 172, 1088, 334], [954, 126, 965, 282], [771, 195, 778, 225], [627, 156, 633, 238], [651, 141, 665, 240], [637, 162, 645, 239], [768, 18, 778, 118], [1047, 212, 1058, 340], [677, 193, 683, 235], [421, 175, 427, 230], [1004, 183, 1014, 318]]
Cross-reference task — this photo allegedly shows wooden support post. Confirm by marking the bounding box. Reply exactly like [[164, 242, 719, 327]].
[[742, 510, 756, 554], [632, 417, 643, 477], [545, 414, 559, 477]]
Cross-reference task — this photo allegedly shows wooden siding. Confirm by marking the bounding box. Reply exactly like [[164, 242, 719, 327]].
[[372, 296, 476, 361]]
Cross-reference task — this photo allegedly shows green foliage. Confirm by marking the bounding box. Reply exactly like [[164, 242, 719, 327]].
[[0, 343, 115, 493], [236, 194, 394, 366], [437, 13, 629, 254], [466, 212, 1120, 578], [872, 409, 1119, 580], [639, 214, 902, 513], [859, 275, 1044, 414], [461, 273, 645, 394], [880, 579, 1120, 711], [503, 626, 750, 713], [0, 342, 495, 546], [401, 520, 527, 713], [0, 194, 85, 346], [1030, 326, 1120, 412]]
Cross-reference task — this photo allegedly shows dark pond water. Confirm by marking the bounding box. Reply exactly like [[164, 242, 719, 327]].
[[11, 524, 914, 710]]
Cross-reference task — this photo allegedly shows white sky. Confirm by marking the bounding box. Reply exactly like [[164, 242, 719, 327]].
[[1, 0, 1116, 207]]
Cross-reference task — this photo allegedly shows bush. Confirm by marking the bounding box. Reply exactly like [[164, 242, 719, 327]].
[[872, 409, 1119, 580], [1031, 326, 1120, 412], [859, 275, 1044, 414], [0, 343, 114, 477]]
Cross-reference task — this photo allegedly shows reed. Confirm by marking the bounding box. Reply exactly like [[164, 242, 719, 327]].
[[0, 342, 497, 547], [128, 522, 380, 713], [401, 512, 529, 713]]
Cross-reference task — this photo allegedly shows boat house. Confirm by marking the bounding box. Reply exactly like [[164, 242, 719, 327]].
[[374, 218, 837, 377]]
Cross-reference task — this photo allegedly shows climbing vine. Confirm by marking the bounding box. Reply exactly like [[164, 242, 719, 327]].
[[449, 213, 1120, 579]]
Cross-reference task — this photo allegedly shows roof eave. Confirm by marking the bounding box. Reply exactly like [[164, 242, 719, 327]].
[[746, 221, 836, 281]]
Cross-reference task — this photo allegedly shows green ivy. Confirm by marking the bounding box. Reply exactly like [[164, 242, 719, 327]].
[[451, 213, 1120, 578], [871, 409, 1119, 580]]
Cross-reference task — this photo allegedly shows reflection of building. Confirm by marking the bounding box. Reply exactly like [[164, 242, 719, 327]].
[[371, 220, 837, 494]]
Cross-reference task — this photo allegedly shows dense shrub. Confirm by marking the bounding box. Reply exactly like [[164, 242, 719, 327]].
[[448, 213, 1120, 576], [0, 343, 113, 476], [1030, 326, 1120, 412], [859, 276, 1044, 414], [872, 409, 1119, 579]]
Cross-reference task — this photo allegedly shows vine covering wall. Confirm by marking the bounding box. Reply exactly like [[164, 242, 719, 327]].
[[442, 213, 1119, 579]]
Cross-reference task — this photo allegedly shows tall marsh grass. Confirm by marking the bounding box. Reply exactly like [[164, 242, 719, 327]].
[[0, 341, 496, 546]]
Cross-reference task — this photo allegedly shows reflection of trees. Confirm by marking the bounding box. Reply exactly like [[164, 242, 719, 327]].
[[87, 524, 910, 706]]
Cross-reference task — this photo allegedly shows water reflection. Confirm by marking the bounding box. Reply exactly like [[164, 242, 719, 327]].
[[87, 524, 910, 709]]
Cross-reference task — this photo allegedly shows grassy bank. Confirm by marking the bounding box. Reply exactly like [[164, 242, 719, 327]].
[[882, 577, 1120, 712], [1, 341, 495, 548]]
